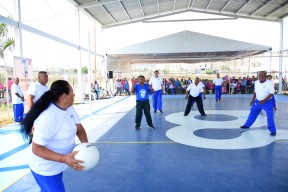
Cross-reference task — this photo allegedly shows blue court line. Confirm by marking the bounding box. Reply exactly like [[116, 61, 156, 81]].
[[0, 129, 20, 135], [0, 97, 129, 168], [0, 123, 21, 135], [79, 96, 129, 120], [0, 143, 29, 161], [0, 165, 29, 172]]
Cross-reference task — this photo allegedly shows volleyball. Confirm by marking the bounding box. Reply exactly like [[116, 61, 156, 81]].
[[73, 143, 100, 171]]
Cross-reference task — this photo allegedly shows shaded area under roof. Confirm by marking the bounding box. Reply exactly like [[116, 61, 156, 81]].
[[71, 0, 288, 28], [107, 30, 272, 64]]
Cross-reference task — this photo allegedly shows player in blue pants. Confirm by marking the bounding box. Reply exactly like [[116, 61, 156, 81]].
[[241, 71, 276, 136], [213, 73, 223, 102]]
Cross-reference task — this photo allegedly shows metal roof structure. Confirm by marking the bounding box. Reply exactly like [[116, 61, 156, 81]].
[[107, 30, 272, 64], [70, 0, 288, 28]]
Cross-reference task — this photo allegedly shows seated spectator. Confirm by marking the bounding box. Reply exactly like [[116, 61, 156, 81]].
[[169, 83, 175, 94], [230, 80, 237, 94], [236, 80, 241, 94], [222, 79, 228, 94], [174, 78, 181, 94], [246, 77, 252, 93], [207, 80, 214, 94], [240, 77, 247, 94]]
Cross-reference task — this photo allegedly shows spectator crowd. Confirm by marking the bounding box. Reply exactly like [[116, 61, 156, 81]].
[[112, 75, 287, 96]]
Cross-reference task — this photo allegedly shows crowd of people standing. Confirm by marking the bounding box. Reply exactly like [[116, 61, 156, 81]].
[[113, 74, 283, 97]]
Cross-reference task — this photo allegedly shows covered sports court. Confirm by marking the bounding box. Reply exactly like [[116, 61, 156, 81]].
[[2, 94, 288, 192], [1, 0, 288, 191]]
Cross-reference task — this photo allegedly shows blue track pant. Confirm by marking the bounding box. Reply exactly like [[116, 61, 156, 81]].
[[271, 95, 276, 107], [152, 90, 162, 111], [13, 103, 24, 122], [244, 99, 276, 133], [215, 85, 222, 100], [31, 170, 65, 192]]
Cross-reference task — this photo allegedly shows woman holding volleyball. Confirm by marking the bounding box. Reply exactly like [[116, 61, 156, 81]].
[[21, 80, 88, 192]]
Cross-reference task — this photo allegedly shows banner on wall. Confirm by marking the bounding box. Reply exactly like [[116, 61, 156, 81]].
[[13, 56, 34, 100], [14, 56, 33, 79]]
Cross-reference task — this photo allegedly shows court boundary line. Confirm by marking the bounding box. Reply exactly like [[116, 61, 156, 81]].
[[95, 141, 176, 144]]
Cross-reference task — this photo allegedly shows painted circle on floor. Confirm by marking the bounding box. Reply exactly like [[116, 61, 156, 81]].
[[194, 114, 238, 121], [165, 110, 287, 150]]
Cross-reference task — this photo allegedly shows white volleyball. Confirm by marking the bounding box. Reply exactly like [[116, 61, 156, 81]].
[[73, 143, 100, 171]]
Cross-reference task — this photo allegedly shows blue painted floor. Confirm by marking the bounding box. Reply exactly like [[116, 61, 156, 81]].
[[2, 94, 288, 192]]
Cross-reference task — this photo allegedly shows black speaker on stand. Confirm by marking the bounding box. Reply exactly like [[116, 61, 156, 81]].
[[107, 71, 114, 97], [108, 71, 113, 79]]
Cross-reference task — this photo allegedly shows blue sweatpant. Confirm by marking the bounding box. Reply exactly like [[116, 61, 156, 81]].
[[31, 170, 65, 192], [271, 95, 276, 107], [152, 90, 162, 111], [244, 99, 276, 133], [215, 85, 222, 100], [13, 103, 24, 122]]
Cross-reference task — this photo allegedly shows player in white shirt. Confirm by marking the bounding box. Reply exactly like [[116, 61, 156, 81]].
[[27, 71, 49, 143], [192, 79, 206, 105], [184, 77, 206, 116], [213, 73, 223, 102], [21, 80, 88, 192], [27, 71, 49, 108], [240, 71, 276, 136], [11, 77, 24, 122], [149, 70, 164, 113]]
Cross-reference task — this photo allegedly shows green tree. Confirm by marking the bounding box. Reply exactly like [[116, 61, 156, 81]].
[[0, 19, 15, 59], [205, 70, 213, 74], [0, 18, 15, 117], [162, 69, 169, 75], [81, 66, 88, 74]]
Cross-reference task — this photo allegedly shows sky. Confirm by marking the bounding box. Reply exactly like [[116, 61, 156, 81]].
[[0, 0, 287, 71]]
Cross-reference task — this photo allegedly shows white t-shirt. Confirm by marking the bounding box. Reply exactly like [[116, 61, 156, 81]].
[[68, 106, 81, 124], [149, 76, 163, 91], [186, 83, 203, 97], [115, 81, 121, 88], [11, 83, 23, 104], [29, 103, 77, 176], [27, 81, 49, 103], [254, 80, 274, 101], [213, 78, 223, 86]]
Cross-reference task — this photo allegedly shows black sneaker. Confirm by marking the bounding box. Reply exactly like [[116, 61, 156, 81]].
[[240, 125, 249, 129], [135, 126, 140, 131], [184, 114, 188, 116], [201, 114, 207, 116], [160, 110, 163, 113], [148, 125, 155, 129], [154, 110, 156, 113], [270, 132, 276, 136]]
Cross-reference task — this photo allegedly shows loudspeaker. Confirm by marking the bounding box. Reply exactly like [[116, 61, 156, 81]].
[[108, 71, 113, 79]]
